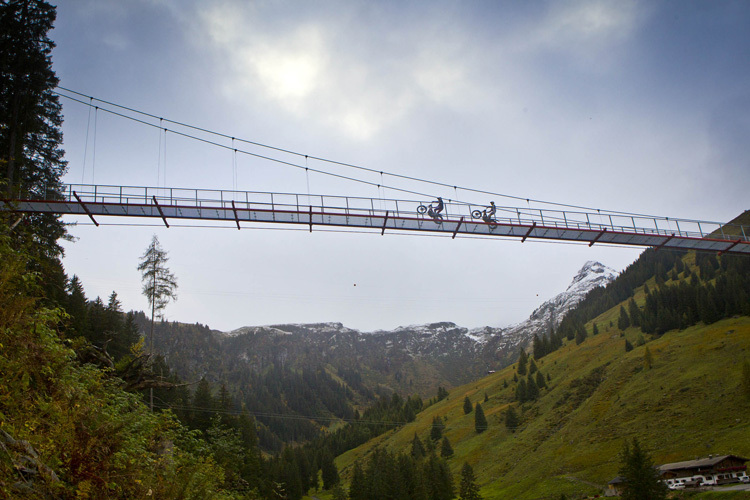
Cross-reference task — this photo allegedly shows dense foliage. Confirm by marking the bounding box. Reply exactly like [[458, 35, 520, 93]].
[[348, 447, 454, 500]]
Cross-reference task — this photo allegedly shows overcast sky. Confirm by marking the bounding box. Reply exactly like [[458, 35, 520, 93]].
[[51, 0, 750, 332]]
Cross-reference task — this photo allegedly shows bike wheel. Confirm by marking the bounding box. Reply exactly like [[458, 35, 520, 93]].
[[471, 210, 482, 219], [417, 204, 428, 214]]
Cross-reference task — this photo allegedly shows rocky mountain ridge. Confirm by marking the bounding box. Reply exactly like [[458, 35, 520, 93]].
[[149, 261, 617, 396]]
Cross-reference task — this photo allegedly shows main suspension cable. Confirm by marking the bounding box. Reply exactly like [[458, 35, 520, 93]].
[[55, 87, 679, 219]]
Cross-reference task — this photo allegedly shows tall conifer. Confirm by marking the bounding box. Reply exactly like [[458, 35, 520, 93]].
[[1, 0, 68, 256], [474, 403, 487, 433]]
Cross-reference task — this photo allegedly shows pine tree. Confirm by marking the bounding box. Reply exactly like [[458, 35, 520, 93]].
[[191, 377, 215, 433], [348, 461, 367, 500], [320, 448, 339, 489], [440, 436, 454, 458], [628, 298, 642, 327], [517, 349, 528, 376], [430, 416, 444, 441], [592, 322, 599, 335], [484, 392, 488, 403], [625, 339, 634, 352], [138, 234, 178, 410], [526, 375, 539, 401], [532, 334, 545, 359], [459, 462, 482, 500], [618, 438, 668, 500], [1, 0, 68, 256], [437, 386, 449, 401], [536, 371, 546, 389], [474, 403, 487, 433], [65, 275, 88, 336], [516, 378, 527, 402], [618, 305, 631, 330], [463, 396, 473, 414], [505, 406, 519, 432], [644, 346, 653, 370], [411, 433, 426, 460], [424, 452, 454, 500], [529, 358, 537, 375], [575, 324, 587, 345]]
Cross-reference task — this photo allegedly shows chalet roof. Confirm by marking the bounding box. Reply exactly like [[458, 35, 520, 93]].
[[658, 455, 749, 472], [608, 476, 625, 485]]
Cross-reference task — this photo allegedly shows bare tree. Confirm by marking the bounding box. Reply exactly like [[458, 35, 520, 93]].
[[137, 234, 177, 409]]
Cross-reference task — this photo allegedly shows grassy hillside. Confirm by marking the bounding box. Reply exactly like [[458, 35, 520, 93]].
[[334, 282, 750, 498]]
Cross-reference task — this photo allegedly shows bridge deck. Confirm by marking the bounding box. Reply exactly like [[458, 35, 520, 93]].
[[2, 184, 748, 255]]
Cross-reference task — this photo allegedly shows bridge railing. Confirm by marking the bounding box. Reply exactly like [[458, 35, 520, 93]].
[[49, 184, 749, 242]]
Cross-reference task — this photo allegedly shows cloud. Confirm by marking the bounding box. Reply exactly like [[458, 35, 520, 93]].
[[192, 2, 491, 141], [525, 0, 642, 67]]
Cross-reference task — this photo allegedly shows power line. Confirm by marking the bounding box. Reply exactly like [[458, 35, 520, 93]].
[[55, 87, 684, 220]]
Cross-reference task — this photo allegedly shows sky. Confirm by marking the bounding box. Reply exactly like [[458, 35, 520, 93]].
[[50, 0, 750, 332]]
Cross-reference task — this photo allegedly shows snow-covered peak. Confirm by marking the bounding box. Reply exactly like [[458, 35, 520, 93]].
[[566, 261, 617, 296], [503, 260, 617, 344]]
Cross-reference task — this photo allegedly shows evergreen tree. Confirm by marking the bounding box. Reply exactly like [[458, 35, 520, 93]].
[[618, 438, 668, 500], [463, 396, 473, 414], [575, 324, 587, 345], [536, 371, 546, 389], [138, 235, 178, 410], [625, 339, 634, 352], [437, 386, 449, 401], [424, 452, 454, 500], [526, 375, 539, 401], [592, 322, 599, 335], [644, 346, 653, 370], [440, 436, 454, 458], [411, 433, 426, 460], [331, 484, 346, 500], [618, 305, 631, 330], [65, 275, 88, 336], [517, 349, 528, 376], [516, 378, 527, 403], [191, 377, 215, 433], [459, 462, 482, 500], [430, 416, 444, 441], [529, 358, 537, 375], [1, 0, 68, 257], [505, 406, 519, 432], [532, 334, 545, 359], [474, 403, 487, 433], [320, 448, 339, 489], [349, 461, 367, 500], [628, 298, 642, 327], [484, 392, 488, 403]]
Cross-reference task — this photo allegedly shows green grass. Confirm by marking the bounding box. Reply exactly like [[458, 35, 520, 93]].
[[334, 315, 750, 499]]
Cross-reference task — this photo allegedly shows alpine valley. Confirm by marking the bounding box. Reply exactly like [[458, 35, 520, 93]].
[[134, 261, 616, 446]]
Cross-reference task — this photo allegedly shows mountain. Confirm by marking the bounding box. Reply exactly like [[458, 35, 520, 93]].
[[502, 260, 617, 343], [143, 261, 616, 399], [332, 251, 750, 499]]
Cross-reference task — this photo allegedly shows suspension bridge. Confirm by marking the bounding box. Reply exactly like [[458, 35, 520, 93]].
[[3, 88, 748, 255], [2, 183, 748, 255]]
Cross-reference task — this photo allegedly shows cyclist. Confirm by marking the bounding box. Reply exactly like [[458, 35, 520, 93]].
[[433, 197, 444, 215]]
